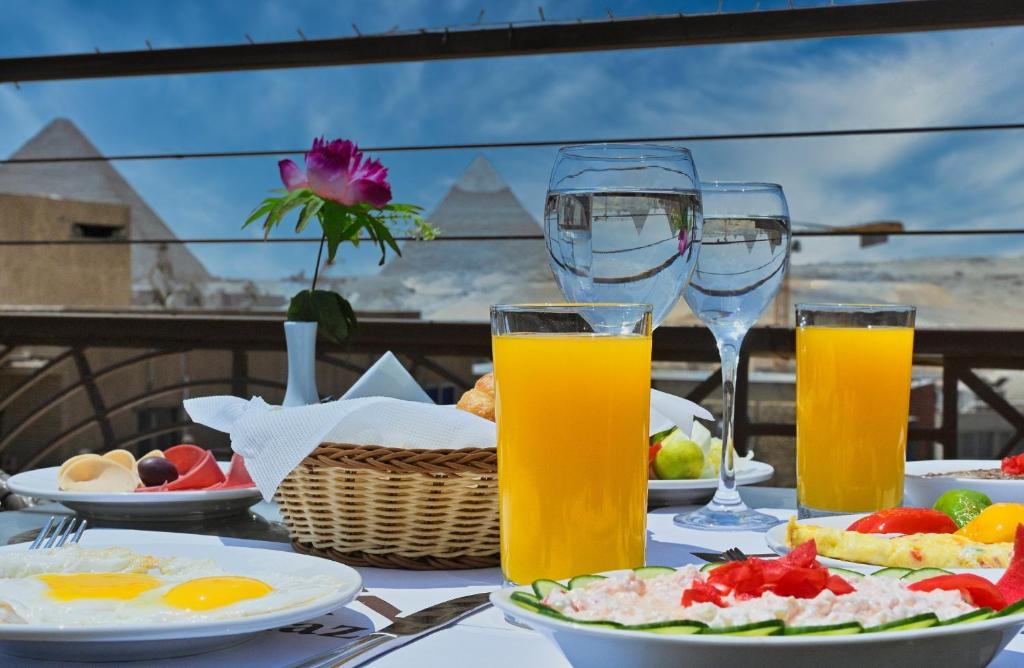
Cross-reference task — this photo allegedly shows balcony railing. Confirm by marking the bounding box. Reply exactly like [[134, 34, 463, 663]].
[[1, 310, 1022, 482]]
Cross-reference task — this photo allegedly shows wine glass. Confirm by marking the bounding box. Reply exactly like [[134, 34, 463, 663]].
[[544, 144, 703, 326], [674, 182, 791, 531]]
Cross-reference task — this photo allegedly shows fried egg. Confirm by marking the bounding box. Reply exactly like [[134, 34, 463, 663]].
[[0, 547, 342, 626]]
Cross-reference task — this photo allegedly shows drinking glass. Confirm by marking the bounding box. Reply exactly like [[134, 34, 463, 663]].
[[796, 304, 916, 518], [544, 144, 703, 327], [492, 303, 652, 585], [674, 182, 791, 531]]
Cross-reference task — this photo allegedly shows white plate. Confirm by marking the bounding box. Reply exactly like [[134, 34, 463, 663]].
[[0, 539, 361, 662], [905, 459, 1024, 507], [648, 461, 774, 507], [492, 572, 1024, 668], [7, 463, 263, 521]]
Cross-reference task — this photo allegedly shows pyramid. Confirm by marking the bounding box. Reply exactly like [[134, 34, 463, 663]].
[[380, 155, 546, 278], [0, 118, 210, 285]]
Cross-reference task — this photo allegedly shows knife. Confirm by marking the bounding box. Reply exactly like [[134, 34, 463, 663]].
[[286, 591, 492, 668]]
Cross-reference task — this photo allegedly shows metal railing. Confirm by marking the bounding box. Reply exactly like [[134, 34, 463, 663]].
[[0, 311, 1022, 474]]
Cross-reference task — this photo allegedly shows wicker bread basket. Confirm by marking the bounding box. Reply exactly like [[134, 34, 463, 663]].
[[275, 441, 499, 570]]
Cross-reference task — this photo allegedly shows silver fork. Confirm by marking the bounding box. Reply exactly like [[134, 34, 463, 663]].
[[28, 516, 87, 550]]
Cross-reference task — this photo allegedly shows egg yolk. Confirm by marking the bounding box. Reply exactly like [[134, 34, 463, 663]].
[[37, 573, 162, 601], [956, 503, 1024, 543], [162, 576, 272, 611]]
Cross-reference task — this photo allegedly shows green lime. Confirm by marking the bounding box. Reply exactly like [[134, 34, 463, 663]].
[[933, 488, 993, 528], [653, 436, 704, 480]]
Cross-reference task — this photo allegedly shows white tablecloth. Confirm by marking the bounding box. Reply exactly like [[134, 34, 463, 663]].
[[8, 508, 1024, 667]]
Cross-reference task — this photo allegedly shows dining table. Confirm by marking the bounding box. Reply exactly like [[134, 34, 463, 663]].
[[3, 487, 1024, 668]]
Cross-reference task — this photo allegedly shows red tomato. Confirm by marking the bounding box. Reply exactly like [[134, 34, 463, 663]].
[[681, 581, 726, 608], [996, 524, 1024, 605], [908, 574, 1007, 611], [825, 574, 855, 596], [847, 508, 957, 535], [1002, 454, 1024, 476], [648, 442, 662, 464]]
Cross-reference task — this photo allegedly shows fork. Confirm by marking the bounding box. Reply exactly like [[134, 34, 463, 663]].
[[28, 516, 87, 550]]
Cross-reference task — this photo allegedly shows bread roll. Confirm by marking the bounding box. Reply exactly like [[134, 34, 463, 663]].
[[457, 373, 495, 421]]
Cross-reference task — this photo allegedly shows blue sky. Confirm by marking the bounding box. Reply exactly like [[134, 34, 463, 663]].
[[2, 0, 1023, 279]]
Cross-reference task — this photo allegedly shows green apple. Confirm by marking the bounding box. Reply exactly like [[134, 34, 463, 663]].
[[653, 435, 704, 480]]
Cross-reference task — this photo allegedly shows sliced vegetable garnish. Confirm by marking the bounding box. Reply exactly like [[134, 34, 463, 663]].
[[939, 608, 993, 625], [996, 524, 1024, 605], [784, 622, 863, 636], [826, 567, 866, 579], [847, 508, 957, 535], [532, 579, 566, 599], [865, 613, 938, 633], [872, 567, 913, 579], [907, 574, 1006, 611], [705, 620, 784, 636], [900, 568, 954, 584], [625, 620, 707, 635], [1002, 453, 1024, 476], [568, 575, 607, 590]]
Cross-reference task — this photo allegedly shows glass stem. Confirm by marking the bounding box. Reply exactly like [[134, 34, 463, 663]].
[[711, 334, 746, 510]]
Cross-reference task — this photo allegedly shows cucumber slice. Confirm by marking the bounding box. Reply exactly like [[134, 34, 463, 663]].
[[634, 566, 676, 579], [995, 599, 1024, 618], [566, 619, 624, 629], [568, 574, 607, 590], [900, 568, 953, 583], [510, 591, 545, 613], [706, 620, 784, 636], [871, 567, 913, 579], [827, 567, 866, 579], [700, 562, 725, 573], [784, 622, 863, 636], [940, 608, 993, 626], [625, 620, 707, 635], [865, 613, 939, 633], [532, 579, 566, 599]]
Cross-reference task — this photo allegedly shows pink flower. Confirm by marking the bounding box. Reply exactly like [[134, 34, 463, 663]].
[[278, 137, 392, 207]]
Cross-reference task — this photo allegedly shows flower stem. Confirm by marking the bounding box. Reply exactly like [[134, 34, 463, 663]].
[[310, 234, 326, 293]]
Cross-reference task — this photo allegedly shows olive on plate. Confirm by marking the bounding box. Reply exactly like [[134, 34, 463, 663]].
[[137, 456, 179, 487]]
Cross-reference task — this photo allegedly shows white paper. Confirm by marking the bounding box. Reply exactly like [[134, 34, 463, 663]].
[[650, 388, 714, 437]]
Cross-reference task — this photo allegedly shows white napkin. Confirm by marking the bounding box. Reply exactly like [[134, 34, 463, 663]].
[[184, 352, 713, 501]]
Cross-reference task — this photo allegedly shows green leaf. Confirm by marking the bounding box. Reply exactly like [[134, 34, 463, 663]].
[[287, 289, 358, 344], [295, 198, 324, 233], [243, 199, 276, 229]]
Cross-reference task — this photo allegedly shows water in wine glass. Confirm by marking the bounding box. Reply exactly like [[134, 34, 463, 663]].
[[544, 190, 702, 326], [684, 216, 790, 340]]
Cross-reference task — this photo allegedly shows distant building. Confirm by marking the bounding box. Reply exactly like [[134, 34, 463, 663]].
[[0, 118, 210, 307]]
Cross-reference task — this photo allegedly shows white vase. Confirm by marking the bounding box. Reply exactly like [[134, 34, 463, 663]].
[[282, 321, 320, 407]]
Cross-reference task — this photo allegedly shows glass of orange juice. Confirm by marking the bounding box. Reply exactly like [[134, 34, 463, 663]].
[[796, 303, 916, 518], [492, 303, 652, 585]]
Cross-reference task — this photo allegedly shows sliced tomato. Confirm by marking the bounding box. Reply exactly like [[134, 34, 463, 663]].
[[825, 574, 855, 596], [681, 581, 726, 608], [996, 524, 1024, 605], [847, 508, 957, 535], [648, 442, 662, 464], [768, 567, 829, 598], [707, 561, 765, 597], [908, 573, 1006, 611], [1002, 454, 1024, 476]]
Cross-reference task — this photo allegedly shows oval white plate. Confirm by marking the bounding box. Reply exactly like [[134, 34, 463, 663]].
[[7, 464, 263, 521], [492, 573, 1024, 668], [0, 540, 361, 662], [904, 459, 1024, 507], [648, 460, 774, 507]]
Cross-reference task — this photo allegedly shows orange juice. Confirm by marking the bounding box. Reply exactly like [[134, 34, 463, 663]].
[[796, 326, 914, 513], [493, 333, 651, 584]]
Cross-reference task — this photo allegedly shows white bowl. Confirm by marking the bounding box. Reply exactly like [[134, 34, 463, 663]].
[[904, 459, 1024, 508], [492, 574, 1024, 668]]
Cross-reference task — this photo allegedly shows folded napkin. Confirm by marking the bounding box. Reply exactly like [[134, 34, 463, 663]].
[[185, 352, 713, 501]]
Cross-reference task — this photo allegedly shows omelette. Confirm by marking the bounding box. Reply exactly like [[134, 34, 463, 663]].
[[786, 517, 1012, 568]]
